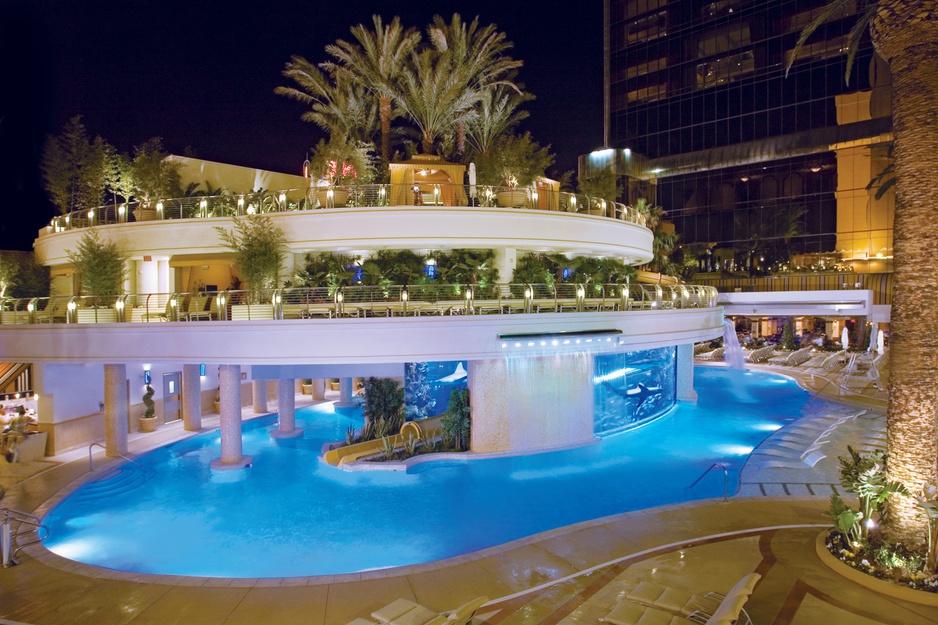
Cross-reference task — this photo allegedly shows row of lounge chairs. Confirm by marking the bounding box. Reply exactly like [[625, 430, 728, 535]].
[[603, 573, 760, 625], [345, 596, 488, 625]]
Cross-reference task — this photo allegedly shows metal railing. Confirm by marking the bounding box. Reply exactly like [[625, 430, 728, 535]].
[[88, 442, 148, 472], [689, 462, 730, 502], [1, 507, 49, 567], [42, 184, 648, 235], [0, 284, 719, 326]]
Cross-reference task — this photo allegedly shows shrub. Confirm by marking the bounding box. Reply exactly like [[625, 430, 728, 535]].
[[441, 388, 471, 451]]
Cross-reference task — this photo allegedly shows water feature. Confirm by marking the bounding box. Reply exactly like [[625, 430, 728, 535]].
[[43, 367, 822, 578], [724, 318, 747, 370]]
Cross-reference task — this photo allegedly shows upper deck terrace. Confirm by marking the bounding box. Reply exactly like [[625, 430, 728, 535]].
[[33, 184, 654, 271]]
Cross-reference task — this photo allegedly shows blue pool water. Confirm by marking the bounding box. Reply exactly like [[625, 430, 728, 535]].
[[44, 368, 823, 577]]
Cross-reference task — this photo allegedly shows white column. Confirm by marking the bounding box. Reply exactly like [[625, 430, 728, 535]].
[[676, 343, 698, 403], [210, 365, 252, 471], [157, 259, 170, 293], [271, 379, 303, 439], [493, 247, 517, 292], [182, 364, 202, 431], [253, 379, 268, 413], [335, 377, 355, 408], [104, 364, 128, 457], [310, 379, 326, 400]]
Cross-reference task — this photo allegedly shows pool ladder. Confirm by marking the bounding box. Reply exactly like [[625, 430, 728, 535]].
[[689, 462, 729, 502], [88, 441, 148, 472], [1, 508, 49, 567]]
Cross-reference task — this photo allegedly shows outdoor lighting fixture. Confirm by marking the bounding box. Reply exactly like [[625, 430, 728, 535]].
[[810, 166, 821, 173], [238, 197, 245, 209], [88, 210, 94, 222], [740, 176, 749, 182], [199, 199, 208, 214], [570, 196, 576, 208], [247, 205, 256, 215], [499, 329, 623, 350], [144, 369, 151, 385], [200, 364, 206, 376], [156, 201, 164, 216], [279, 193, 286, 206]]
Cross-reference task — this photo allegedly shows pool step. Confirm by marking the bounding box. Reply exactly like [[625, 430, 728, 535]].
[[736, 482, 839, 498], [74, 464, 154, 502]]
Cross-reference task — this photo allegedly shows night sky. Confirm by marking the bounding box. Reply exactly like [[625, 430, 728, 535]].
[[0, 0, 604, 251]]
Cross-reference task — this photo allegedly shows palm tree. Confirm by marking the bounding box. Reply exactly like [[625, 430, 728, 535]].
[[426, 14, 524, 155], [465, 85, 532, 159], [323, 16, 421, 163], [276, 56, 380, 145], [790, 0, 938, 550]]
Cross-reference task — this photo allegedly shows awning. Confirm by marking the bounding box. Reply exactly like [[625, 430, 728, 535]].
[[169, 253, 236, 268]]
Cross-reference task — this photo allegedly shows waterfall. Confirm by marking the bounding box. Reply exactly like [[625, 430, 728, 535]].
[[723, 319, 746, 370]]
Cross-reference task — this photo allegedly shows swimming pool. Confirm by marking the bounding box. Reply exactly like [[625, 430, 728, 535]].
[[43, 367, 822, 577]]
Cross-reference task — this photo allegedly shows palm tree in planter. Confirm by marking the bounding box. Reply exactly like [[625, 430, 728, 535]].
[[475, 132, 554, 207], [307, 135, 376, 207], [790, 0, 938, 554]]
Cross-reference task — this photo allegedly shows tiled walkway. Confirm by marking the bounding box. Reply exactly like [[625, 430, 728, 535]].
[[2, 366, 937, 624]]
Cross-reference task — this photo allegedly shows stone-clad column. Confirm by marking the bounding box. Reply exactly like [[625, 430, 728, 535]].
[[335, 377, 355, 408], [104, 364, 128, 457], [182, 364, 202, 431], [211, 365, 252, 471], [253, 379, 268, 413], [676, 343, 698, 403], [271, 379, 303, 439], [310, 379, 326, 400]]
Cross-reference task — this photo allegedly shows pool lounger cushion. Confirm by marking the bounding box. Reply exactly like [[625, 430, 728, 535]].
[[625, 582, 719, 616]]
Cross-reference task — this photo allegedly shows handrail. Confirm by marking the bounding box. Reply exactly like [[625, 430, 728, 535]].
[[1, 507, 50, 567], [689, 462, 729, 502], [0, 284, 721, 326], [43, 184, 647, 234], [88, 441, 148, 473]]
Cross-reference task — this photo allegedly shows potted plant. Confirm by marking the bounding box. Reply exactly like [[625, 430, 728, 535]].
[[308, 136, 375, 208], [301, 378, 313, 395], [475, 132, 553, 208], [139, 385, 158, 432], [213, 390, 221, 413]]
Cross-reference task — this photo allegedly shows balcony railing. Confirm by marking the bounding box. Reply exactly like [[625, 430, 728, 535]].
[[0, 284, 717, 325], [43, 184, 648, 234]]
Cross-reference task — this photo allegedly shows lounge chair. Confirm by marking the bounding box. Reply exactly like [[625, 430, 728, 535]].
[[348, 596, 488, 625], [605, 573, 759, 625]]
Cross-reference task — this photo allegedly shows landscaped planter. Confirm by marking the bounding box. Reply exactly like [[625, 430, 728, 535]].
[[815, 531, 938, 606], [496, 190, 528, 208], [316, 188, 349, 208]]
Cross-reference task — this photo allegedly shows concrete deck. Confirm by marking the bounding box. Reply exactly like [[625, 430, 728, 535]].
[[2, 365, 936, 624]]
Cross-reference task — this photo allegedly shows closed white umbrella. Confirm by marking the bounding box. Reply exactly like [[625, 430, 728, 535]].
[[468, 162, 477, 198], [841, 327, 849, 351], [878, 329, 885, 353], [868, 323, 878, 352]]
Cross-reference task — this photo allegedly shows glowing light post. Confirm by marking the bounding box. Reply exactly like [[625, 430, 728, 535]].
[[278, 192, 287, 211], [87, 209, 94, 226], [237, 196, 245, 216], [378, 185, 387, 206], [524, 285, 533, 314], [576, 285, 586, 312], [156, 201, 164, 220], [199, 199, 208, 218], [118, 203, 126, 223], [335, 290, 344, 317], [400, 289, 408, 316]]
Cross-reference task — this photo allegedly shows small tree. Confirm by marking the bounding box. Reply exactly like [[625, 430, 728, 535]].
[[40, 116, 115, 215], [130, 138, 182, 205], [475, 132, 553, 187], [781, 318, 797, 350], [0, 255, 18, 298], [308, 135, 376, 186], [67, 230, 126, 299], [578, 166, 620, 201], [215, 215, 288, 303], [441, 388, 471, 451]]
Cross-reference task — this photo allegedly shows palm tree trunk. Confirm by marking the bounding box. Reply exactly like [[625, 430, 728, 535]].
[[422, 134, 434, 155], [872, 0, 938, 549], [379, 94, 392, 163]]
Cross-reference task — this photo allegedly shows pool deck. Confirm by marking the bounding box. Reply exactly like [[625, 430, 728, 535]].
[[2, 365, 936, 625]]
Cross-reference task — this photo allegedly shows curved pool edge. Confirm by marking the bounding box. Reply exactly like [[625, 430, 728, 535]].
[[25, 495, 832, 587]]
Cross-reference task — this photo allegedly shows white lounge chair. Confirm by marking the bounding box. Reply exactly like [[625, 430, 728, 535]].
[[348, 596, 489, 625], [606, 573, 760, 625]]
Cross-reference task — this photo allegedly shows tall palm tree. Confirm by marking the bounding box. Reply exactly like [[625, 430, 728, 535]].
[[323, 16, 421, 163], [465, 85, 532, 159], [276, 56, 380, 144], [791, 0, 938, 549], [426, 14, 524, 155]]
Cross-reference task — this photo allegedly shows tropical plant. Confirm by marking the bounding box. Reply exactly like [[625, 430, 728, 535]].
[[790, 0, 938, 550], [578, 166, 620, 202], [307, 135, 376, 186], [40, 116, 115, 215], [438, 249, 499, 287], [0, 255, 19, 298], [214, 214, 288, 303], [475, 131, 554, 187], [826, 492, 866, 542], [441, 387, 471, 451], [276, 56, 382, 145], [465, 85, 532, 159], [425, 13, 524, 155], [362, 377, 405, 436], [322, 15, 422, 162], [837, 446, 909, 541], [379, 436, 396, 460], [916, 483, 938, 571], [66, 229, 126, 299]]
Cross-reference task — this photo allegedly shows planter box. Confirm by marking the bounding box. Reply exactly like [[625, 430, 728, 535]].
[[230, 304, 274, 320], [133, 207, 158, 221], [496, 190, 528, 208], [77, 308, 117, 323], [301, 384, 313, 395], [316, 188, 349, 208]]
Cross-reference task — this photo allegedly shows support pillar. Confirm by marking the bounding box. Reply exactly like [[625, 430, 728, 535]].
[[253, 379, 268, 413], [335, 377, 355, 408], [104, 364, 128, 457], [182, 364, 202, 431], [271, 379, 303, 439], [310, 379, 326, 400], [676, 343, 698, 403], [493, 247, 517, 295], [211, 365, 252, 471]]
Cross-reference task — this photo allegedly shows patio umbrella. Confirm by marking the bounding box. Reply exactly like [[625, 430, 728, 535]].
[[841, 327, 849, 351], [468, 162, 476, 198], [868, 322, 878, 352], [878, 329, 885, 353]]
